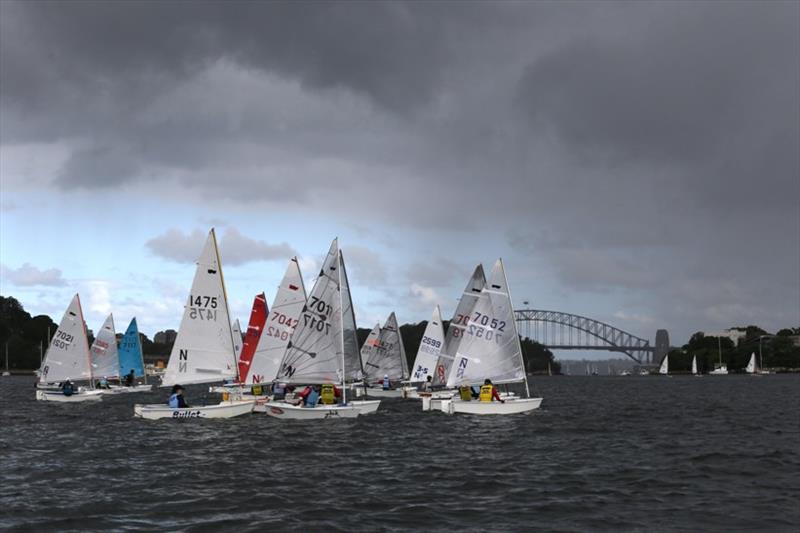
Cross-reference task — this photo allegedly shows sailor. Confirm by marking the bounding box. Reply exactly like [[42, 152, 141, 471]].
[[98, 376, 110, 389], [61, 379, 75, 397], [168, 384, 189, 408], [304, 385, 321, 407], [479, 379, 505, 403], [381, 374, 391, 390], [124, 369, 135, 387], [459, 385, 472, 401], [420, 375, 433, 392], [320, 383, 341, 405]]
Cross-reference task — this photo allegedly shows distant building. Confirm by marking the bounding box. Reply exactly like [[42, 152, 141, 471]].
[[702, 329, 747, 346], [154, 329, 177, 344]]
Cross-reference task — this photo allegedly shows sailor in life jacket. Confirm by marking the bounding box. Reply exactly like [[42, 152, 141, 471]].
[[168, 384, 189, 408], [320, 383, 341, 405], [381, 374, 391, 390], [61, 379, 75, 397], [271, 381, 287, 401], [479, 379, 505, 403], [304, 386, 321, 407]]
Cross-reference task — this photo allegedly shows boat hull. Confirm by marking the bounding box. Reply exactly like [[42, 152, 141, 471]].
[[355, 386, 402, 399], [349, 400, 381, 415], [102, 384, 153, 394], [133, 400, 255, 419], [262, 402, 361, 420], [439, 397, 543, 415], [36, 389, 104, 402]]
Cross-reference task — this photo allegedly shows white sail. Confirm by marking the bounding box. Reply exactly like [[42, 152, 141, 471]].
[[434, 264, 486, 386], [658, 353, 669, 375], [746, 352, 757, 374], [232, 319, 243, 360], [446, 259, 526, 388], [90, 313, 120, 379], [338, 250, 363, 383], [162, 229, 238, 387], [359, 323, 381, 379], [410, 306, 445, 383], [691, 355, 698, 375], [246, 257, 307, 385], [39, 294, 92, 384], [363, 312, 408, 381], [277, 239, 348, 384]]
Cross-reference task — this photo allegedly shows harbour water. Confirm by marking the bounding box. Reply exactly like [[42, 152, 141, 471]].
[[1, 375, 798, 531]]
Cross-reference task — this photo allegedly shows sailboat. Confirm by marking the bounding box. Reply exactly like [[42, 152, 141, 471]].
[[432, 265, 486, 388], [36, 294, 103, 402], [110, 317, 153, 393], [134, 229, 255, 419], [691, 355, 701, 377], [403, 306, 446, 399], [745, 352, 764, 376], [236, 293, 268, 386], [434, 259, 543, 415], [657, 353, 670, 377], [90, 314, 120, 385], [264, 239, 379, 419], [709, 337, 728, 375], [357, 312, 409, 398], [232, 318, 243, 362], [3, 343, 10, 376]]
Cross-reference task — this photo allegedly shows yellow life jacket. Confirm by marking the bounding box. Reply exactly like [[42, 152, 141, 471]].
[[320, 384, 336, 405], [459, 386, 472, 401], [479, 385, 494, 402]]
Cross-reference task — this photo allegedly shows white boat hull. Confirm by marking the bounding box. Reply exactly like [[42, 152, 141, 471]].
[[101, 384, 153, 394], [439, 397, 542, 415], [133, 399, 255, 420], [350, 400, 381, 415], [36, 389, 104, 402], [262, 402, 362, 420]]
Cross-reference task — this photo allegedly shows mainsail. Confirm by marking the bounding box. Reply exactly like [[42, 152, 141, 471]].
[[363, 313, 408, 381], [90, 314, 120, 379], [359, 323, 381, 379], [118, 317, 145, 378], [658, 353, 669, 375], [277, 239, 345, 384], [434, 264, 486, 386], [237, 293, 268, 383], [247, 258, 306, 384], [746, 352, 757, 374], [39, 294, 92, 384], [446, 259, 526, 389], [410, 306, 446, 383], [691, 355, 698, 375], [162, 229, 238, 387]]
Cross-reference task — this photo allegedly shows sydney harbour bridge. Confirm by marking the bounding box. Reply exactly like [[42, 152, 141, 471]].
[[513, 309, 670, 365]]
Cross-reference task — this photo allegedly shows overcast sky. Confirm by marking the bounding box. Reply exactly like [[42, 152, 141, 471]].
[[1, 1, 798, 355]]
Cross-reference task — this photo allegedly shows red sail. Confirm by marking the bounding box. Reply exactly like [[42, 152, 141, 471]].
[[238, 292, 268, 383]]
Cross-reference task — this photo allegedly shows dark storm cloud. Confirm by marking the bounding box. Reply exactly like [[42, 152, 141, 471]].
[[1, 0, 798, 337]]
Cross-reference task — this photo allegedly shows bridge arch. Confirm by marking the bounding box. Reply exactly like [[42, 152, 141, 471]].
[[514, 309, 653, 364]]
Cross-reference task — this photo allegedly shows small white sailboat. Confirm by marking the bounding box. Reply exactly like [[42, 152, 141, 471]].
[[745, 352, 764, 376], [3, 343, 10, 376], [134, 229, 254, 419], [36, 294, 103, 402], [432, 259, 543, 415], [91, 314, 120, 391], [265, 239, 379, 419], [691, 355, 701, 377], [709, 337, 728, 375], [658, 353, 669, 376], [357, 312, 409, 398], [402, 306, 446, 399]]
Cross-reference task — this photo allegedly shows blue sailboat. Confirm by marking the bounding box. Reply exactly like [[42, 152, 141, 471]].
[[113, 318, 152, 393]]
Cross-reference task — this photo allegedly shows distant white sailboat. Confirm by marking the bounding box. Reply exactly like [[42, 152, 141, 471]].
[[358, 312, 409, 398], [691, 355, 701, 377], [658, 353, 669, 376], [36, 294, 103, 402], [3, 343, 10, 376], [709, 337, 728, 375], [134, 229, 254, 419], [90, 313, 120, 383]]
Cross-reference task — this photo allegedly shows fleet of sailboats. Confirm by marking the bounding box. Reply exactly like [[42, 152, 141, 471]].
[[25, 226, 774, 420]]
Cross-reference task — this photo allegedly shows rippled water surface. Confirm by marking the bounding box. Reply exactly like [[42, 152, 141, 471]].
[[1, 375, 799, 531]]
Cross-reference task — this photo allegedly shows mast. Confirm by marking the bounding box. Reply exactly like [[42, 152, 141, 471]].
[[500, 258, 530, 398], [338, 249, 347, 404], [718, 336, 722, 367], [212, 228, 240, 384]]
